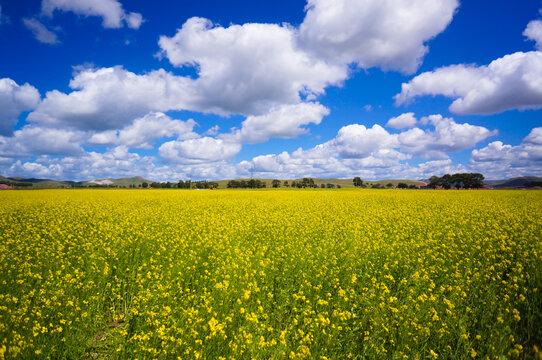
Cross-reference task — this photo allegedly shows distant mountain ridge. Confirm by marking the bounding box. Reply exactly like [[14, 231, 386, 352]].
[[0, 176, 151, 188], [485, 176, 542, 188]]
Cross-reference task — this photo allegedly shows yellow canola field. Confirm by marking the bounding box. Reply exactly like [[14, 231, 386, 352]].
[[0, 189, 541, 359]]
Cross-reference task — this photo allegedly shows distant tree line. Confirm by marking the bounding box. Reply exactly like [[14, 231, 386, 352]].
[[227, 179, 267, 188], [428, 173, 484, 189], [134, 180, 219, 189], [0, 180, 32, 188], [353, 177, 418, 189]]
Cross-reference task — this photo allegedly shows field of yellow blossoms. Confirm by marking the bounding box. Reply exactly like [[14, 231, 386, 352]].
[[0, 189, 541, 359]]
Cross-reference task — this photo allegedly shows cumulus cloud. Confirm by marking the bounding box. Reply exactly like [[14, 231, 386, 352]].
[[470, 128, 542, 178], [395, 51, 542, 114], [159, 17, 347, 115], [27, 65, 332, 133], [524, 19, 542, 50], [159, 137, 241, 164], [299, 0, 459, 74], [0, 78, 41, 135], [328, 124, 399, 159], [386, 112, 417, 129], [88, 112, 198, 148], [27, 66, 194, 131], [398, 115, 497, 158], [22, 17, 59, 44], [223, 103, 329, 144], [0, 126, 84, 157], [22, 1, 461, 136], [5, 146, 156, 181], [41, 0, 143, 29]]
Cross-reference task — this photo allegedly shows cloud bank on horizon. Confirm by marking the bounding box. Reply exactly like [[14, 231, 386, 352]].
[[0, 0, 541, 181]]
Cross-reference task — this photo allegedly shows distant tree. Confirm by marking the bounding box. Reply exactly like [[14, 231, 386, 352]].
[[272, 179, 281, 188], [428, 176, 441, 189], [142, 182, 148, 188], [408, 184, 418, 189], [428, 173, 485, 189], [440, 174, 453, 189], [386, 183, 393, 188], [320, 183, 325, 188], [301, 178, 315, 188], [371, 183, 381, 189], [336, 185, 341, 189], [397, 182, 408, 189], [283, 181, 289, 188], [470, 173, 485, 189], [353, 177, 363, 188], [327, 183, 334, 189]]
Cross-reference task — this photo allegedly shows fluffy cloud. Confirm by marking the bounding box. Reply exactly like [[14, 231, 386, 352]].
[[27, 65, 333, 133], [6, 146, 155, 181], [328, 124, 399, 159], [299, 0, 459, 74], [398, 115, 497, 158], [470, 128, 542, 178], [242, 115, 494, 179], [159, 137, 241, 164], [159, 17, 347, 116], [88, 112, 198, 148], [0, 78, 41, 135], [386, 112, 417, 129], [524, 127, 542, 145], [27, 66, 194, 131], [395, 51, 542, 114], [22, 2, 461, 135], [0, 126, 84, 157], [283, 115, 493, 163], [223, 103, 329, 144], [41, 0, 143, 29], [524, 20, 542, 51]]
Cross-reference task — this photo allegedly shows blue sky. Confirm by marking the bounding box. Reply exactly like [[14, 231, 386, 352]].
[[0, 0, 541, 181]]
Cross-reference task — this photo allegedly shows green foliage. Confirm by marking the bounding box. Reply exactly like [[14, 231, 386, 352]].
[[429, 173, 485, 189]]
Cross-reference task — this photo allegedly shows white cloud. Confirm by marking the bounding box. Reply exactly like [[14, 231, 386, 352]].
[[223, 103, 329, 144], [398, 115, 497, 158], [524, 127, 542, 145], [0, 78, 41, 135], [524, 20, 542, 51], [203, 125, 220, 136], [88, 112, 198, 148], [159, 137, 241, 164], [124, 12, 143, 30], [27, 66, 194, 131], [329, 124, 399, 159], [386, 112, 417, 129], [0, 126, 84, 157], [22, 18, 59, 44], [470, 128, 542, 178], [395, 51, 542, 114], [158, 17, 347, 115], [41, 0, 143, 29], [299, 0, 459, 74]]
